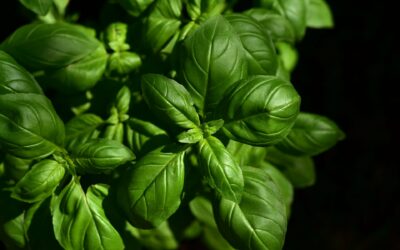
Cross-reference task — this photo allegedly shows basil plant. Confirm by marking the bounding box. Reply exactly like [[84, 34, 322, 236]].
[[0, 0, 343, 249]]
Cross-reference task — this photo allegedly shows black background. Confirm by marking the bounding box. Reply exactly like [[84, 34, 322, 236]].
[[1, 0, 399, 249]]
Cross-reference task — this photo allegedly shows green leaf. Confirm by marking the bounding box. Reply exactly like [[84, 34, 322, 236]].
[[1, 23, 99, 70], [65, 113, 104, 150], [217, 75, 300, 146], [3, 154, 32, 181], [0, 93, 65, 159], [189, 196, 217, 228], [119, 145, 185, 228], [128, 117, 167, 137], [107, 51, 142, 76], [266, 147, 315, 188], [226, 140, 267, 166], [276, 112, 345, 156], [276, 42, 298, 73], [118, 0, 155, 16], [131, 221, 179, 250], [19, 0, 53, 16], [213, 167, 287, 250], [52, 180, 124, 250], [0, 51, 42, 95], [179, 15, 248, 115], [143, 0, 182, 52], [12, 160, 65, 203], [225, 13, 278, 75], [141, 74, 201, 130], [197, 136, 244, 203], [258, 161, 294, 213], [103, 123, 125, 143], [43, 43, 108, 92], [202, 119, 224, 137], [185, 0, 226, 21], [245, 8, 296, 43], [72, 138, 135, 174], [115, 86, 131, 115], [306, 0, 334, 28], [177, 128, 203, 144]]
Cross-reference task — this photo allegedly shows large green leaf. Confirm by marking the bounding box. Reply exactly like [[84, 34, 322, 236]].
[[143, 0, 182, 52], [226, 140, 267, 166], [12, 159, 65, 203], [225, 14, 278, 75], [71, 138, 135, 174], [141, 74, 200, 130], [306, 0, 334, 28], [245, 8, 296, 43], [19, 0, 53, 16], [119, 145, 185, 228], [118, 0, 155, 16], [213, 167, 287, 250], [266, 147, 315, 188], [217, 75, 300, 146], [52, 181, 124, 250], [43, 43, 108, 92], [0, 51, 42, 95], [3, 154, 32, 181], [179, 15, 247, 115], [276, 112, 345, 156], [1, 23, 99, 70], [0, 93, 65, 159], [197, 136, 244, 203], [65, 113, 104, 150]]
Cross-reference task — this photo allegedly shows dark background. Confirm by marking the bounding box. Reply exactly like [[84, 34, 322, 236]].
[[1, 0, 399, 249]]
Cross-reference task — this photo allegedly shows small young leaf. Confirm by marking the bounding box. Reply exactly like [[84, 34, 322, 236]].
[[276, 112, 345, 156], [108, 51, 142, 76], [179, 15, 248, 115], [12, 160, 65, 203], [225, 13, 278, 75], [177, 128, 203, 144], [0, 51, 42, 95], [142, 74, 201, 130], [306, 0, 334, 28], [197, 136, 244, 203], [65, 113, 104, 150], [0, 93, 65, 159], [213, 167, 287, 250], [72, 138, 135, 174], [128, 117, 167, 137], [217, 75, 300, 146], [52, 180, 124, 250], [118, 145, 185, 228], [19, 0, 53, 16]]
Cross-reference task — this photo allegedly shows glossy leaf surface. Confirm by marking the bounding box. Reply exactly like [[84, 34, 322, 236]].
[[65, 113, 104, 150]]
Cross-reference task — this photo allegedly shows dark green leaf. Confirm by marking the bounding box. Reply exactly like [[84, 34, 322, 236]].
[[128, 117, 167, 137], [213, 167, 287, 250], [197, 136, 244, 203], [179, 15, 247, 115], [0, 93, 65, 159], [129, 221, 179, 250], [52, 181, 124, 250], [19, 0, 53, 16], [225, 13, 278, 75], [0, 51, 42, 95], [217, 75, 300, 146], [276, 112, 345, 156], [12, 160, 65, 203], [266, 147, 315, 188], [245, 8, 296, 43], [3, 154, 32, 181], [306, 0, 334, 28], [72, 138, 135, 174], [1, 23, 99, 70], [118, 0, 155, 16], [143, 0, 182, 52], [185, 0, 226, 21], [119, 145, 185, 228], [65, 113, 104, 150], [142, 74, 200, 130]]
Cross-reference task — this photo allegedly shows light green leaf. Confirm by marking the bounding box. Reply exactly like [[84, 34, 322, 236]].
[[143, 0, 182, 52], [217, 75, 300, 146], [197, 136, 244, 203], [213, 167, 287, 250], [225, 13, 278, 75], [107, 51, 141, 77], [65, 113, 104, 150], [19, 0, 53, 16], [12, 160, 65, 203], [115, 86, 131, 115], [0, 93, 65, 159], [179, 15, 248, 115], [276, 42, 298, 73], [266, 147, 315, 188], [177, 128, 203, 144], [276, 112, 345, 156], [52, 181, 124, 250], [119, 145, 185, 228], [0, 51, 42, 95], [185, 0, 226, 21], [306, 0, 334, 28], [141, 74, 201, 130], [71, 138, 135, 174], [1, 23, 99, 70]]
